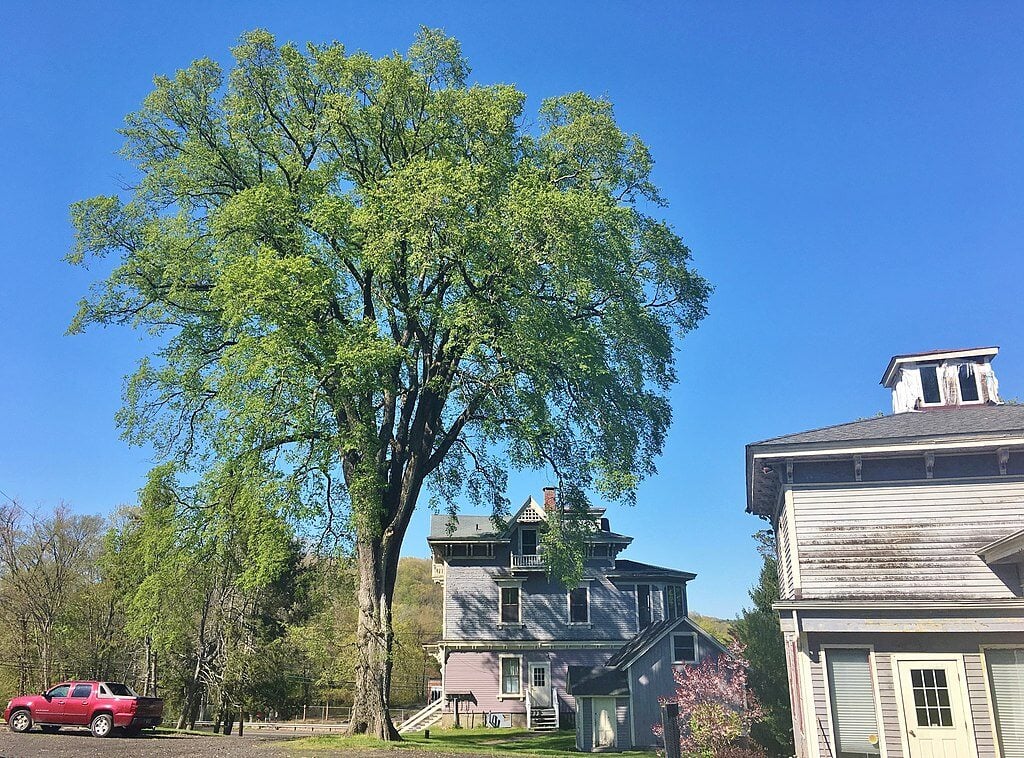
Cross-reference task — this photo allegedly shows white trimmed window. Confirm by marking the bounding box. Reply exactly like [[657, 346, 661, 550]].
[[920, 365, 943, 405], [987, 648, 1024, 758], [637, 584, 652, 629], [664, 585, 685, 619], [520, 528, 538, 555], [958, 363, 981, 402], [568, 586, 590, 623], [671, 633, 697, 663], [499, 586, 520, 623], [500, 656, 522, 695], [825, 648, 881, 757]]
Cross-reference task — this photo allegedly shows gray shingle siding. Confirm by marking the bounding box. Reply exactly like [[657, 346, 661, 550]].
[[444, 565, 639, 641]]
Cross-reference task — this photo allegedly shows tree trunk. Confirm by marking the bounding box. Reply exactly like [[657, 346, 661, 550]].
[[18, 616, 27, 694], [38, 621, 52, 690], [347, 536, 400, 740], [143, 637, 153, 696]]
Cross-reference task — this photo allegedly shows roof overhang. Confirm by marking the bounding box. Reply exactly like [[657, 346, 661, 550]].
[[607, 570, 696, 582], [977, 529, 1024, 565], [746, 433, 1024, 517], [881, 346, 999, 387], [774, 598, 1024, 633], [566, 666, 629, 697]]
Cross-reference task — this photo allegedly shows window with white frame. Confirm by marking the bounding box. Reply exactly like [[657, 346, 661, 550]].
[[500, 586, 520, 623], [671, 633, 697, 663], [664, 585, 685, 619], [500, 656, 521, 695], [569, 586, 589, 623], [520, 528, 538, 555], [920, 365, 942, 405], [825, 648, 881, 757], [958, 363, 981, 402], [637, 584, 652, 629], [986, 648, 1024, 758]]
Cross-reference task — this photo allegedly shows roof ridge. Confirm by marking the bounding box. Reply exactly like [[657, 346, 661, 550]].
[[750, 403, 1018, 447]]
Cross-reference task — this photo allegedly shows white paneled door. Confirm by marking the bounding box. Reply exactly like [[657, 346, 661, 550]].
[[895, 658, 974, 758], [529, 662, 551, 707], [592, 698, 616, 749]]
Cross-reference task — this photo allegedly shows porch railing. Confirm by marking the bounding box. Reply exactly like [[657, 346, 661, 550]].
[[511, 554, 544, 569]]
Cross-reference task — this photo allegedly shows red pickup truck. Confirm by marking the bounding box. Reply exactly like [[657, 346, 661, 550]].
[[5, 681, 163, 737]]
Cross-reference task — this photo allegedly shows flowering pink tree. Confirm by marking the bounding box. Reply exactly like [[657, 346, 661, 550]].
[[655, 640, 765, 757]]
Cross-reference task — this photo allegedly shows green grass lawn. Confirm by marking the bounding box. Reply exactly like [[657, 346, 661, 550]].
[[287, 727, 655, 756]]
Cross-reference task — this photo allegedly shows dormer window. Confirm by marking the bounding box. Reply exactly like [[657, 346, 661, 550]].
[[664, 585, 685, 619], [520, 528, 538, 556], [920, 365, 942, 405], [958, 363, 980, 403], [637, 585, 652, 629]]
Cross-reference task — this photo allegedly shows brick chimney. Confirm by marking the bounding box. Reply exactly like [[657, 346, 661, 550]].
[[542, 486, 557, 512]]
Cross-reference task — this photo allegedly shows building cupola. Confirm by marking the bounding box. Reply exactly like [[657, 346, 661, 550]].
[[881, 346, 1001, 413]]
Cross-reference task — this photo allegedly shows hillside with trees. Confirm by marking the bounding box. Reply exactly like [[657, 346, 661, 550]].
[[0, 499, 440, 725]]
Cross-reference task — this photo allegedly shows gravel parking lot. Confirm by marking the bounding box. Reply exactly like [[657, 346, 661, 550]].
[[0, 729, 297, 758], [0, 727, 505, 758]]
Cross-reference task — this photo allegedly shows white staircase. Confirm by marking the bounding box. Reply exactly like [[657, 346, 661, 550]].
[[529, 705, 558, 731], [397, 698, 444, 734], [526, 687, 560, 732]]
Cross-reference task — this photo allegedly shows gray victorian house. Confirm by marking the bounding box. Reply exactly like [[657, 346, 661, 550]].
[[747, 347, 1024, 758], [405, 487, 725, 751]]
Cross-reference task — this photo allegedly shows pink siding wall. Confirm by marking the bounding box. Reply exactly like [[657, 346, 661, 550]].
[[444, 649, 613, 715]]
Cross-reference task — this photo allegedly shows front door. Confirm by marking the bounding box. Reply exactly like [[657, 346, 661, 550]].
[[896, 659, 974, 758], [529, 662, 551, 707], [592, 697, 617, 749]]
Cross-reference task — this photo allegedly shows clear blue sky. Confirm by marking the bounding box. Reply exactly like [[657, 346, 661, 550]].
[[2, 2, 1023, 618]]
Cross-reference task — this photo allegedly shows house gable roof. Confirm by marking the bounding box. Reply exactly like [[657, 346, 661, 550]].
[[604, 616, 728, 671], [428, 495, 638, 543], [567, 618, 730, 697]]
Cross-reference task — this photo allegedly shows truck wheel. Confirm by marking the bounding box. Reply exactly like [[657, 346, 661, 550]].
[[90, 713, 113, 738], [8, 709, 31, 733]]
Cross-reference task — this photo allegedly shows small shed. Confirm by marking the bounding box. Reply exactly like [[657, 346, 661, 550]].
[[567, 666, 632, 752], [567, 617, 728, 752]]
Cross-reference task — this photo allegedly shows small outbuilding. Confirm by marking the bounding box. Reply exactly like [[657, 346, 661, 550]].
[[567, 616, 728, 752]]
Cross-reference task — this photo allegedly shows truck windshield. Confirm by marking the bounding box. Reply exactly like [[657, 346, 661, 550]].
[[103, 683, 137, 697]]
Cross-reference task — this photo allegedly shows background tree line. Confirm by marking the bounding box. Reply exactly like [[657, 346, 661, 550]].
[[0, 494, 441, 728], [0, 495, 792, 754]]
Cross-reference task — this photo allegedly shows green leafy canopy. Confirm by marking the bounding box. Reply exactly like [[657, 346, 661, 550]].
[[68, 27, 710, 560]]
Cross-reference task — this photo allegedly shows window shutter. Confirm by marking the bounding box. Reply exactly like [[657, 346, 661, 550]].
[[988, 648, 1024, 758], [826, 649, 880, 756]]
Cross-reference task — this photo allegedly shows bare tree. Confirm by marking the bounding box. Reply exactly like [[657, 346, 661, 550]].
[[0, 502, 104, 689]]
